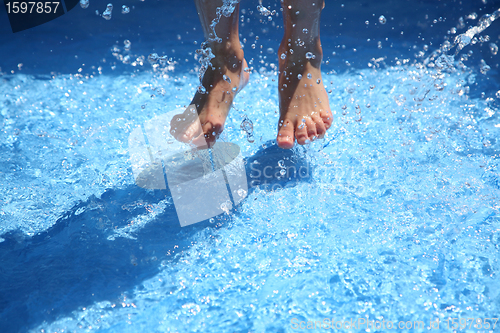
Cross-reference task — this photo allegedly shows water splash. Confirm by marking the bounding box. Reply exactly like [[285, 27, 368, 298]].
[[453, 8, 500, 54], [195, 0, 240, 90], [240, 115, 255, 143]]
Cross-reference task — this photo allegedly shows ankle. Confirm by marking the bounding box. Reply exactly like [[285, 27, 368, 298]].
[[279, 37, 322, 67], [209, 41, 245, 71]]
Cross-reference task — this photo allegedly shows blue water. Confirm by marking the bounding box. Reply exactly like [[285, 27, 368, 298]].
[[1, 1, 500, 332]]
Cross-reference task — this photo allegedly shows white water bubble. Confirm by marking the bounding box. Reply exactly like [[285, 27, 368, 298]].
[[307, 73, 312, 79], [279, 169, 286, 176], [278, 160, 285, 168], [237, 189, 247, 197], [121, 5, 130, 14], [496, 90, 500, 98], [280, 53, 286, 60], [379, 15, 386, 24], [297, 74, 302, 79], [223, 74, 231, 83], [80, 0, 89, 9], [302, 28, 309, 34], [267, 47, 274, 54], [365, 20, 369, 25]]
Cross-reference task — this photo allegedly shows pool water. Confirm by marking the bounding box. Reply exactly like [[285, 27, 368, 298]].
[[1, 1, 500, 332]]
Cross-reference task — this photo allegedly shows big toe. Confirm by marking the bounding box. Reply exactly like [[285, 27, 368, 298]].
[[277, 119, 295, 149]]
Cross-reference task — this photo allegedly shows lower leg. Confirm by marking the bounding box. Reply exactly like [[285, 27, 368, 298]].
[[277, 0, 332, 149], [170, 0, 249, 148]]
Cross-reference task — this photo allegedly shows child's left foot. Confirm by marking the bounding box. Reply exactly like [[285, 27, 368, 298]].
[[276, 43, 332, 149]]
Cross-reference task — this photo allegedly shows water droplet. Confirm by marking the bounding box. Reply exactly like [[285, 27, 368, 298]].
[[79, 0, 89, 9], [365, 20, 369, 25], [490, 43, 498, 55], [307, 73, 312, 79], [480, 59, 491, 74], [302, 28, 309, 34], [123, 40, 131, 51], [267, 47, 274, 54], [297, 74, 302, 79], [121, 5, 130, 14], [148, 53, 159, 65], [223, 74, 231, 83], [102, 3, 113, 20], [280, 53, 286, 60], [232, 87, 237, 92], [197, 85, 207, 94], [279, 169, 286, 176], [257, 5, 272, 16], [305, 52, 315, 60], [379, 15, 386, 24], [467, 12, 478, 20], [241, 115, 255, 143], [278, 160, 285, 168], [495, 90, 500, 98], [141, 105, 146, 109], [237, 189, 247, 197], [316, 79, 321, 84]]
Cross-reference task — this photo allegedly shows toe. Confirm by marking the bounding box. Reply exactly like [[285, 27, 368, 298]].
[[305, 117, 318, 141], [202, 121, 223, 148], [295, 118, 309, 145], [320, 108, 333, 129], [277, 119, 295, 149], [312, 113, 326, 138]]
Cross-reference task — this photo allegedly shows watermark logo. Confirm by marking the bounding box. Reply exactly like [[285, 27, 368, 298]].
[[128, 106, 248, 227], [4, 0, 80, 33]]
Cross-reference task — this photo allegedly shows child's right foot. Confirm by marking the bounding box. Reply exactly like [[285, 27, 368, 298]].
[[170, 47, 249, 148], [276, 41, 332, 149]]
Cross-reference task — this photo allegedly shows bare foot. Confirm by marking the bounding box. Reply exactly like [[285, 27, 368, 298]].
[[276, 23, 332, 149], [170, 48, 249, 148]]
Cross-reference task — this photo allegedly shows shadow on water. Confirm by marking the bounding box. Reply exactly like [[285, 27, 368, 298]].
[[0, 141, 312, 333]]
